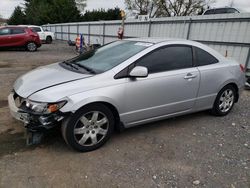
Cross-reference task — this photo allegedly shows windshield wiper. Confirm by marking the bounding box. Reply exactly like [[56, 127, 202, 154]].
[[75, 63, 96, 74], [62, 61, 96, 74], [62, 61, 79, 70]]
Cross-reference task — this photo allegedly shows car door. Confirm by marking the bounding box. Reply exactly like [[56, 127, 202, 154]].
[[10, 28, 27, 46], [0, 28, 11, 47], [121, 45, 200, 125], [193, 46, 224, 111]]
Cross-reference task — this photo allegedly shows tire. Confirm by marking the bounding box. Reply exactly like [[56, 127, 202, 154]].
[[26, 42, 37, 52], [245, 78, 250, 90], [211, 85, 236, 116], [61, 104, 114, 152], [46, 36, 52, 44]]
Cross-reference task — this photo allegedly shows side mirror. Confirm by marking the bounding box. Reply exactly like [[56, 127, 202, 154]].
[[129, 66, 148, 78]]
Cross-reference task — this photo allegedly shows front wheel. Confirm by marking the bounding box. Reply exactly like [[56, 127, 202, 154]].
[[211, 85, 236, 116], [26, 42, 37, 52], [61, 104, 114, 152]]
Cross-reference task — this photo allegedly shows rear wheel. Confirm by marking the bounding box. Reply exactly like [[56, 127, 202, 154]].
[[62, 104, 114, 152], [211, 85, 236, 116], [26, 42, 37, 52], [46, 36, 52, 44]]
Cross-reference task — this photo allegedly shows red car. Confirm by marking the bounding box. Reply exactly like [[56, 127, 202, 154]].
[[0, 26, 41, 52]]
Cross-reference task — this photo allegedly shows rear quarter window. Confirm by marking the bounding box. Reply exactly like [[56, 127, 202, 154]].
[[204, 9, 214, 15], [194, 47, 218, 66], [227, 8, 239, 13], [0, 28, 10, 35]]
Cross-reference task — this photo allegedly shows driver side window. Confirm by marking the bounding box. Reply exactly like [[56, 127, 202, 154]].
[[136, 45, 193, 74]]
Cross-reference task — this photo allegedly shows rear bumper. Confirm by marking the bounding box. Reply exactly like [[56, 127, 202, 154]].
[[8, 92, 68, 132]]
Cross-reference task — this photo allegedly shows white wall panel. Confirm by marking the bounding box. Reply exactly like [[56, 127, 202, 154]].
[[89, 36, 102, 44], [78, 25, 88, 34], [69, 33, 77, 41], [62, 26, 68, 33], [90, 24, 103, 35], [43, 13, 250, 66], [62, 33, 67, 40], [69, 25, 77, 33], [105, 24, 120, 36], [207, 44, 249, 64], [125, 23, 148, 37], [104, 36, 117, 44]]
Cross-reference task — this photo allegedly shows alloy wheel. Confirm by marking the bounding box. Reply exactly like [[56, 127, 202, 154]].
[[73, 111, 109, 146], [27, 42, 37, 51], [219, 89, 234, 113]]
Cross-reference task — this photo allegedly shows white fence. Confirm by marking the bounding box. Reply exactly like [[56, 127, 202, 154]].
[[43, 13, 250, 69]]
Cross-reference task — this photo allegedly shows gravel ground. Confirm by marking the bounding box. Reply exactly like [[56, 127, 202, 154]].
[[0, 41, 249, 188]]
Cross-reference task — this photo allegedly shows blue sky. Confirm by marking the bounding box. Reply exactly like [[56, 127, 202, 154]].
[[0, 0, 250, 19]]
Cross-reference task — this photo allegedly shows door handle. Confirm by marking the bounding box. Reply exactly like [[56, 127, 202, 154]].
[[184, 73, 197, 79]]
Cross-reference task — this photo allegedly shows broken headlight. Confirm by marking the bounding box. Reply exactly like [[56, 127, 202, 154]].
[[25, 100, 67, 114]]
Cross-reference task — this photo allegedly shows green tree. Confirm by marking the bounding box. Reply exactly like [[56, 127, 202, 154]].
[[24, 0, 83, 25], [7, 6, 27, 25], [81, 8, 122, 21]]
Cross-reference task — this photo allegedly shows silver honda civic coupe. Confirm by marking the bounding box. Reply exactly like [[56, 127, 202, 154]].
[[8, 38, 245, 151]]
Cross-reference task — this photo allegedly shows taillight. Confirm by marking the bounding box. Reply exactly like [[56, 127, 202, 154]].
[[28, 29, 38, 37], [31, 34, 38, 37], [239, 64, 245, 72]]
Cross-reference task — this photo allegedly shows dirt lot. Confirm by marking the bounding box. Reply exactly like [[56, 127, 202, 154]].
[[0, 41, 249, 188]]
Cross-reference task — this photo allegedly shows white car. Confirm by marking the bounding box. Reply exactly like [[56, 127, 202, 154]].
[[28, 25, 55, 44], [203, 7, 240, 15]]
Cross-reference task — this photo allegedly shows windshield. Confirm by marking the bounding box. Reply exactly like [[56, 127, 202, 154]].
[[66, 40, 152, 73]]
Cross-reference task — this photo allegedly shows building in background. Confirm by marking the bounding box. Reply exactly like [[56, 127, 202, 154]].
[[0, 18, 7, 26]]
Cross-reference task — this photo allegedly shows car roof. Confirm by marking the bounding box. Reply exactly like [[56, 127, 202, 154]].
[[20, 25, 40, 27], [0, 25, 28, 29], [124, 37, 188, 44], [203, 7, 239, 14], [29, 25, 40, 27], [205, 7, 239, 11], [124, 37, 226, 62]]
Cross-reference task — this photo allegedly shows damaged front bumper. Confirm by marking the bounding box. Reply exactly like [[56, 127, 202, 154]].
[[8, 92, 69, 132]]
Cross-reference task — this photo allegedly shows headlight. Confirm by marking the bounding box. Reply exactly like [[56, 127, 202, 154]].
[[26, 100, 67, 114]]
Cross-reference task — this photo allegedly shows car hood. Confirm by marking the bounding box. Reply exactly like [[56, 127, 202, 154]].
[[14, 63, 92, 98]]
